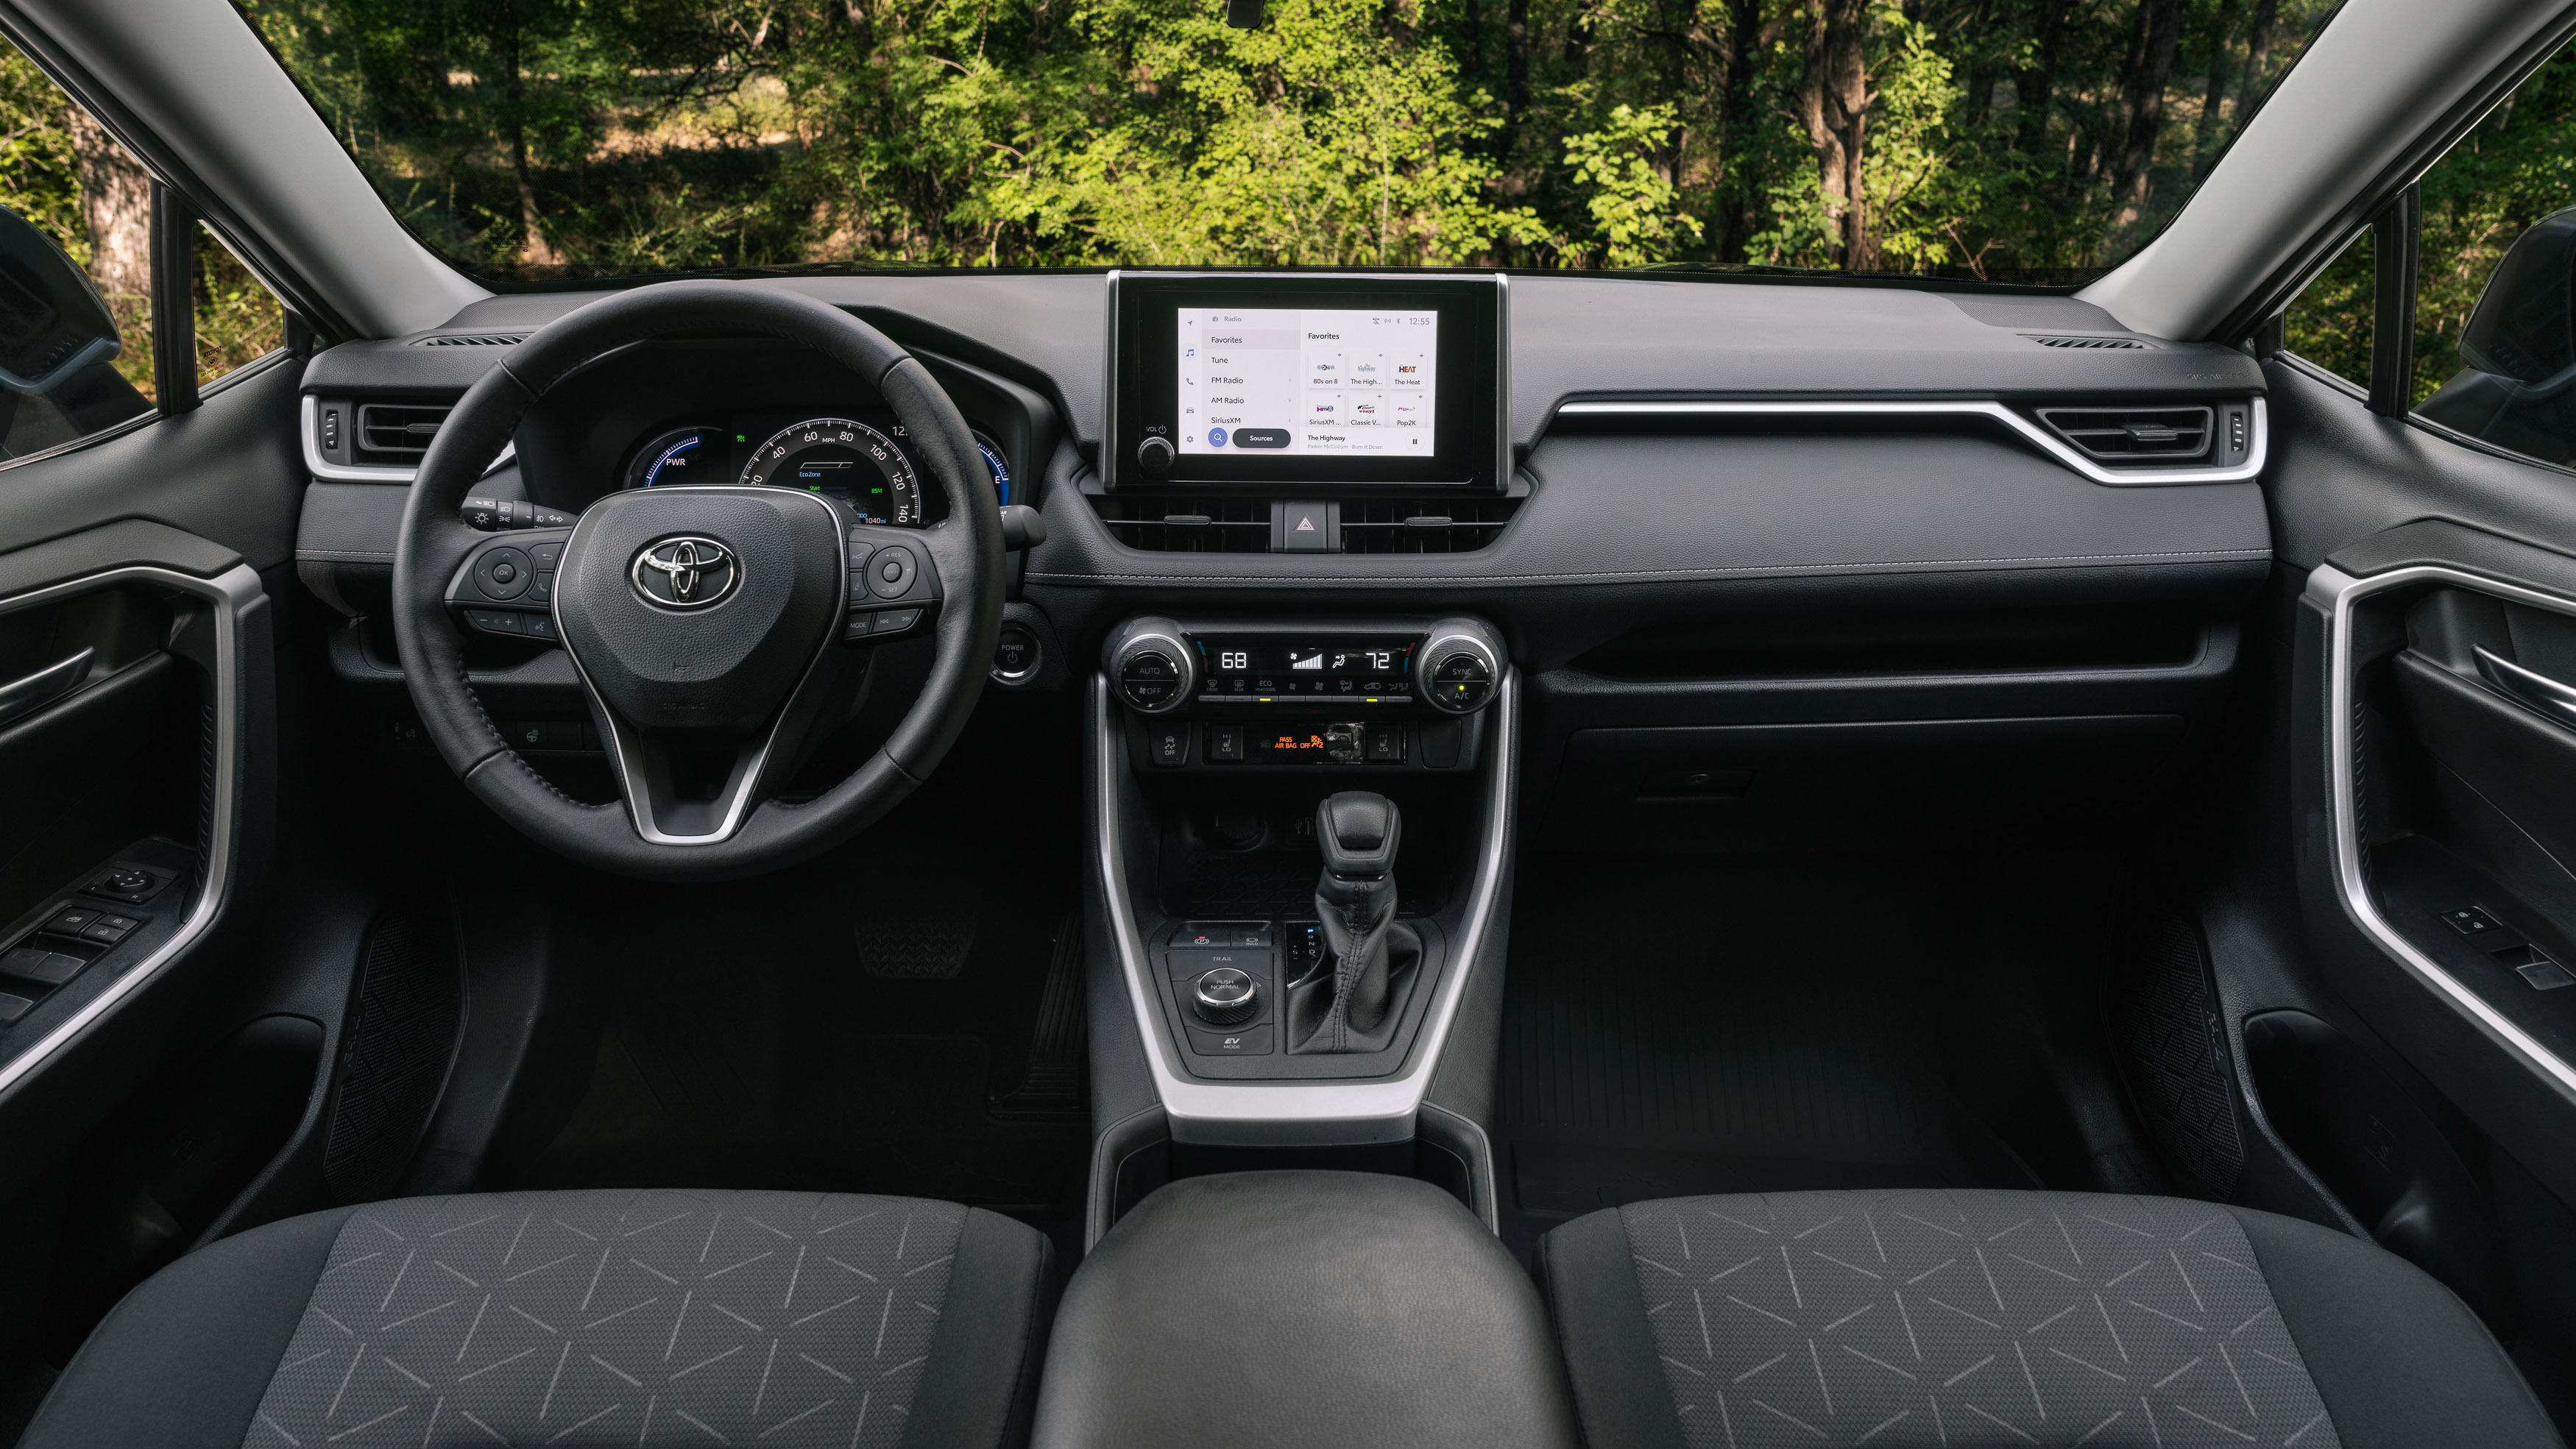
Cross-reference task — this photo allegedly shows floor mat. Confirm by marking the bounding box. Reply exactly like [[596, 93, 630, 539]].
[[1496, 854, 1997, 1259]]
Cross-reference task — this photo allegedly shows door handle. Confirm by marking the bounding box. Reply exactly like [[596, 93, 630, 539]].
[[0, 646, 93, 729], [2474, 645, 2576, 728]]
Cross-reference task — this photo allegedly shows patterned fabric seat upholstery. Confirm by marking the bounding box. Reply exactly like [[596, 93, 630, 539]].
[[16, 1188, 1055, 1449], [1533, 1188, 2563, 1449]]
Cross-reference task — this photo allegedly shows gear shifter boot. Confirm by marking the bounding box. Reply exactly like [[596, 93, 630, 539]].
[[1306, 791, 1401, 1048]]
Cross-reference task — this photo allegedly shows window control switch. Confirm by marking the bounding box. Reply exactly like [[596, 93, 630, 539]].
[[42, 907, 101, 937], [0, 948, 82, 988], [2441, 906, 2503, 936], [0, 993, 33, 1024]]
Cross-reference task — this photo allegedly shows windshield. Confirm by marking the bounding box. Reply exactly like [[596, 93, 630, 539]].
[[238, 0, 2334, 286]]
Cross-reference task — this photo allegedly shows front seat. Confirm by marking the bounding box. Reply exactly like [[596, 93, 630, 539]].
[[1535, 1187, 2564, 1449], [17, 1187, 1055, 1448]]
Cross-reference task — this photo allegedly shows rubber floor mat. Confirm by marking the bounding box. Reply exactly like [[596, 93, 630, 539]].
[[1498, 854, 1984, 1252]]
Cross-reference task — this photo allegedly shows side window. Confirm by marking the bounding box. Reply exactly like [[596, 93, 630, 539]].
[[2283, 227, 2375, 387], [0, 39, 286, 460], [2407, 46, 2576, 466]]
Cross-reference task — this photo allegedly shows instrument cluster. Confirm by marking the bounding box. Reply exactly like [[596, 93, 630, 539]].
[[620, 413, 1013, 527]]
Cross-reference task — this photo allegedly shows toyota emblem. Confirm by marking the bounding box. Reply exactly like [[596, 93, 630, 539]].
[[630, 536, 740, 609]]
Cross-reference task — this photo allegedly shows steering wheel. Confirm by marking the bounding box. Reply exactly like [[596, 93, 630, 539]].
[[391, 281, 1005, 880]]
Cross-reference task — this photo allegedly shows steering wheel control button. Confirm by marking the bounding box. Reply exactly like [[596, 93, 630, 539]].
[[1147, 721, 1189, 768], [473, 546, 532, 600], [1186, 1024, 1274, 1055], [1192, 967, 1261, 1025], [874, 608, 922, 635], [867, 545, 919, 598], [466, 609, 521, 636], [630, 535, 741, 609], [529, 542, 565, 567], [527, 570, 553, 602]]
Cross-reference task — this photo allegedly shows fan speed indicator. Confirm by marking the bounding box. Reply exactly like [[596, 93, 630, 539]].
[[738, 417, 921, 525]]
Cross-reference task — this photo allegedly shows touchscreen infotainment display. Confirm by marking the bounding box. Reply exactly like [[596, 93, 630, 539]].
[[1108, 273, 1503, 490], [1177, 308, 1439, 457]]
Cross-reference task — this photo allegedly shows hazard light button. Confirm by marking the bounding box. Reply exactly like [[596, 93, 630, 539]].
[[1281, 500, 1331, 552]]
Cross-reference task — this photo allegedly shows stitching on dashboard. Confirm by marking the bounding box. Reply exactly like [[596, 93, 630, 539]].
[[1027, 546, 2275, 587]]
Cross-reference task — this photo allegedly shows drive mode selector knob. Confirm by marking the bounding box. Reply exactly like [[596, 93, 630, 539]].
[[1194, 967, 1259, 1025], [1107, 618, 1196, 714]]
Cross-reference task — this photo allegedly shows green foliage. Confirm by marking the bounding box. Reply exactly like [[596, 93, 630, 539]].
[[1562, 104, 1696, 267]]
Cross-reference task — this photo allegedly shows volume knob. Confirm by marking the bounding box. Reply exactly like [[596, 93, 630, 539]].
[[1194, 967, 1259, 1025], [1136, 436, 1175, 476]]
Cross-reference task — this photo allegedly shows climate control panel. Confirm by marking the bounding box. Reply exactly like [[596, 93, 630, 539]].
[[1103, 614, 1504, 773]]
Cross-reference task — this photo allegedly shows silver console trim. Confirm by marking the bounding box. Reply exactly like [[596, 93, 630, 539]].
[[1554, 396, 2268, 486], [300, 393, 516, 483], [0, 561, 259, 1099], [2307, 560, 2576, 1103], [1090, 669, 1517, 1144]]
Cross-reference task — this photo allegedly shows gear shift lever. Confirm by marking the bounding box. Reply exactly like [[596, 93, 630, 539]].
[[1310, 790, 1401, 1049]]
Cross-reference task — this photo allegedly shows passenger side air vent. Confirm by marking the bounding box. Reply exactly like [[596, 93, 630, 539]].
[[414, 332, 528, 347], [2035, 405, 2212, 463], [1093, 495, 1273, 553], [2024, 334, 2151, 350], [1340, 497, 1521, 553], [357, 403, 451, 457]]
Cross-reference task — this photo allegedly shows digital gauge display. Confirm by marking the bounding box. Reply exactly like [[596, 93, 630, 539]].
[[1193, 635, 1415, 702], [740, 417, 921, 524]]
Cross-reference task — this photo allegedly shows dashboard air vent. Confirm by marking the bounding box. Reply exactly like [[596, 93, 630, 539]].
[[1340, 497, 1521, 553], [1094, 495, 1273, 553], [2024, 334, 2151, 350], [2034, 405, 2212, 463], [358, 403, 452, 456], [415, 333, 528, 347]]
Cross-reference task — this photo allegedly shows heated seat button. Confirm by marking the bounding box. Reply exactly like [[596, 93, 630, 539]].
[[1365, 724, 1405, 762], [1207, 723, 1245, 762]]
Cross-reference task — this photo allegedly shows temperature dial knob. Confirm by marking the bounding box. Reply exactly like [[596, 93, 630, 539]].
[[1193, 967, 1260, 1025], [1106, 618, 1197, 715], [1418, 620, 1504, 715]]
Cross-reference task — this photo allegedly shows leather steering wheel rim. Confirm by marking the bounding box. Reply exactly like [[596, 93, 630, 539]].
[[391, 280, 1005, 881]]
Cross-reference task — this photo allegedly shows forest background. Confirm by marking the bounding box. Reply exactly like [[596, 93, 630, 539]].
[[1, 1, 2575, 406]]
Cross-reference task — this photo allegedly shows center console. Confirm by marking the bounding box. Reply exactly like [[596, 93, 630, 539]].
[[1091, 611, 1513, 1148]]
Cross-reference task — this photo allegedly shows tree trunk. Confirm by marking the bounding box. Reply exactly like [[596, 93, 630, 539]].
[[2110, 0, 2183, 214], [1711, 0, 1762, 263], [503, 6, 559, 271], [1504, 0, 1528, 160], [2235, 0, 2280, 121], [2014, 0, 2067, 157], [63, 107, 152, 319], [2190, 1, 2237, 180], [1799, 0, 1872, 269]]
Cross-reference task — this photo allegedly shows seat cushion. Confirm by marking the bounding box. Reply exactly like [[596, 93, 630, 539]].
[[1535, 1187, 2563, 1449], [20, 1187, 1055, 1449]]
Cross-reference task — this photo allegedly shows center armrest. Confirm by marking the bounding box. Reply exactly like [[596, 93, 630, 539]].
[[1032, 1170, 1577, 1448]]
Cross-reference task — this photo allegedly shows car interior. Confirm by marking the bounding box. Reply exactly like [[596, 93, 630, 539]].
[[4, 0, 2576, 1445]]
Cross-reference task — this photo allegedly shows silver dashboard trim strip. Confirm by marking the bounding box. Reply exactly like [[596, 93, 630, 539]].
[[1090, 670, 1517, 1144], [0, 561, 258, 1099], [1555, 397, 2268, 486], [2307, 560, 2576, 1103]]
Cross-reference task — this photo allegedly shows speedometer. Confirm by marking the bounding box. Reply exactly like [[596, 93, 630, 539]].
[[739, 417, 921, 525]]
